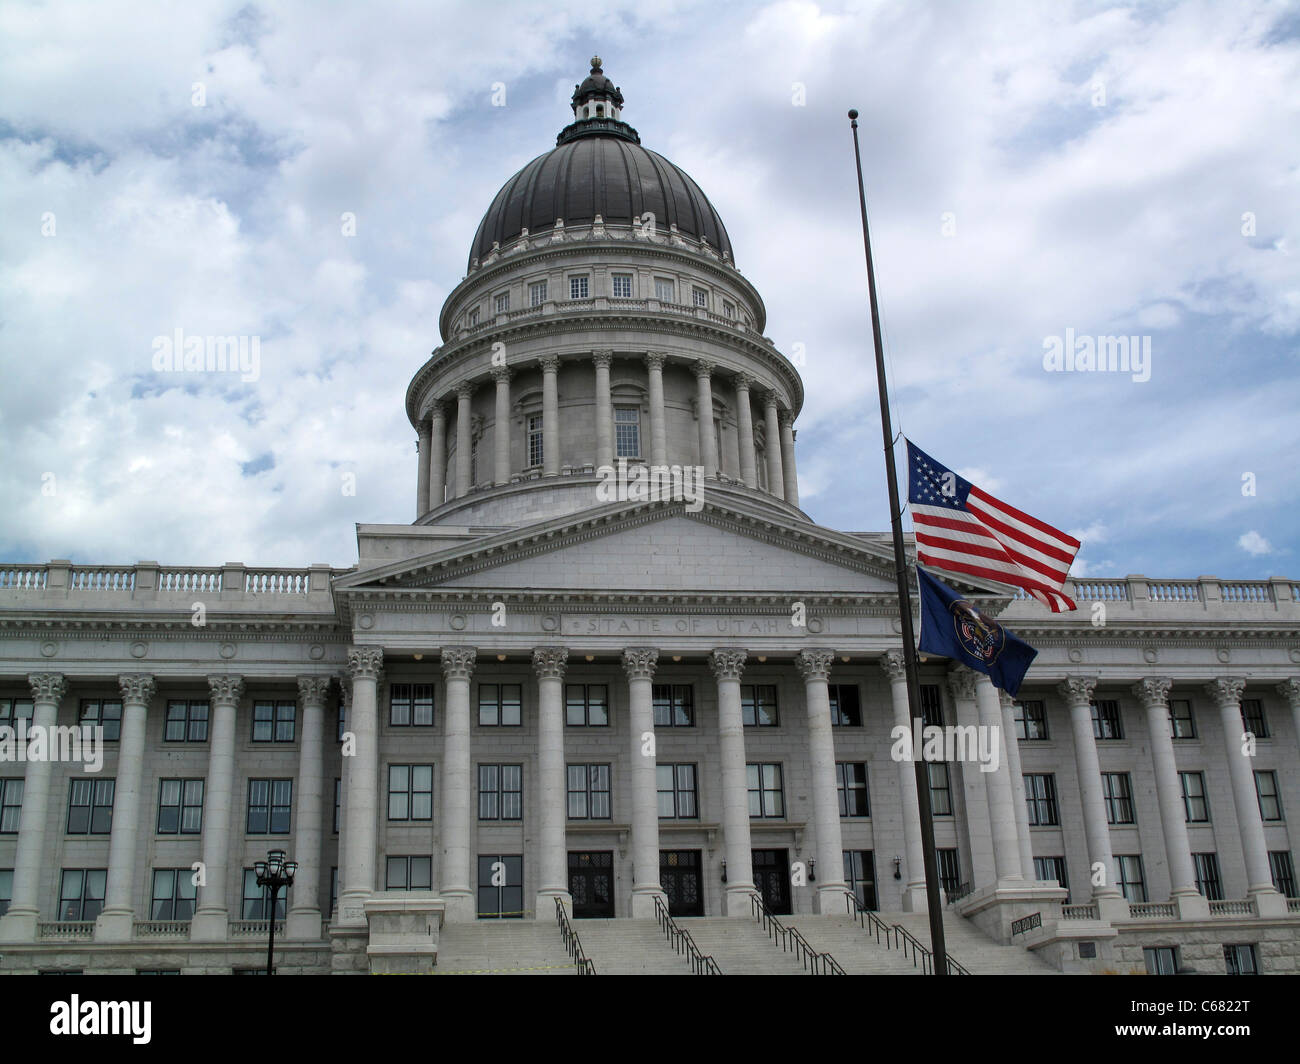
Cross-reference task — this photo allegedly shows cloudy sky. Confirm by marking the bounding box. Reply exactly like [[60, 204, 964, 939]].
[[1, 0, 1297, 580]]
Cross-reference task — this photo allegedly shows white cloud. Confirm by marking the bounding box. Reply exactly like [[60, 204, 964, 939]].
[[1238, 530, 1273, 555]]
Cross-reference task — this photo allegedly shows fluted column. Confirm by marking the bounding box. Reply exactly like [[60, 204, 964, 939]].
[[287, 676, 330, 939], [763, 391, 784, 499], [191, 674, 243, 941], [797, 649, 851, 911], [593, 351, 613, 470], [881, 652, 927, 910], [1279, 679, 1300, 759], [997, 690, 1035, 880], [973, 674, 1023, 883], [711, 648, 754, 914], [0, 673, 66, 943], [429, 401, 447, 507], [335, 676, 351, 918], [440, 646, 477, 921], [1207, 678, 1282, 911], [96, 673, 156, 941], [492, 367, 512, 485], [338, 649, 382, 926], [949, 667, 994, 888], [539, 354, 560, 476], [694, 360, 718, 476], [779, 411, 799, 506], [417, 415, 432, 516], [533, 647, 570, 917], [733, 374, 758, 488], [646, 353, 668, 467], [454, 383, 474, 497], [624, 648, 666, 916]]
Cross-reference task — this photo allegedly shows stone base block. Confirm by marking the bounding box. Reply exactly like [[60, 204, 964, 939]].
[[630, 888, 667, 919], [0, 908, 38, 944], [285, 908, 323, 941], [954, 880, 1068, 945], [364, 895, 445, 975], [723, 885, 757, 917], [188, 909, 229, 942], [94, 908, 134, 942]]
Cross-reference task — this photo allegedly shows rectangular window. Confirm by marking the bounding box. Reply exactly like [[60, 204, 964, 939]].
[[837, 763, 869, 817], [1014, 699, 1048, 740], [1024, 773, 1059, 826], [654, 278, 675, 303], [614, 406, 641, 458], [919, 684, 944, 727], [843, 850, 877, 911], [333, 778, 341, 833], [1102, 772, 1135, 825], [1168, 699, 1196, 739], [386, 856, 433, 891], [1255, 770, 1283, 821], [652, 684, 693, 727], [149, 868, 197, 920], [527, 414, 544, 467], [58, 869, 107, 921], [657, 764, 698, 819], [1090, 699, 1123, 740], [252, 700, 296, 743], [565, 684, 608, 727], [247, 779, 293, 835], [467, 307, 480, 327], [478, 764, 523, 820], [337, 701, 346, 743], [1143, 945, 1177, 975], [569, 275, 589, 300], [241, 869, 287, 920], [936, 849, 961, 895], [747, 763, 784, 818], [0, 778, 23, 834], [741, 684, 778, 727], [477, 854, 523, 919], [1116, 855, 1147, 903], [478, 683, 522, 727], [927, 762, 952, 816], [1240, 698, 1269, 738], [566, 764, 611, 820], [612, 274, 633, 298], [1034, 856, 1069, 903], [829, 684, 861, 726], [79, 699, 122, 741], [0, 698, 33, 729], [389, 683, 434, 727], [1180, 771, 1210, 822], [692, 286, 709, 308], [164, 700, 209, 742], [1224, 944, 1258, 976], [388, 764, 434, 822], [722, 299, 736, 319], [67, 778, 114, 835], [1193, 852, 1224, 901], [528, 280, 547, 306], [494, 291, 510, 314], [157, 779, 204, 835], [1268, 851, 1297, 897], [0, 869, 11, 917]]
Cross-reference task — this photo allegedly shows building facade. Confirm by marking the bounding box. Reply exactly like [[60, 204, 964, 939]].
[[1, 61, 1298, 975]]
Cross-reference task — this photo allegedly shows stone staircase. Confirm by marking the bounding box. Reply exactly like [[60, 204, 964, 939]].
[[433, 919, 580, 975], [886, 910, 1059, 974], [678, 917, 820, 974], [572, 918, 696, 974]]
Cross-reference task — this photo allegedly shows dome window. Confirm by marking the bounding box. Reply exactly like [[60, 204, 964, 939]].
[[529, 281, 548, 306], [494, 292, 510, 314], [468, 307, 480, 326], [596, 104, 604, 117], [722, 299, 736, 319], [569, 275, 590, 300], [654, 278, 675, 303], [692, 286, 709, 308], [527, 414, 545, 468], [611, 274, 633, 298], [614, 406, 641, 458]]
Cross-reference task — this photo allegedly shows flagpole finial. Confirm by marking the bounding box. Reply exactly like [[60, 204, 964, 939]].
[[847, 109, 858, 119]]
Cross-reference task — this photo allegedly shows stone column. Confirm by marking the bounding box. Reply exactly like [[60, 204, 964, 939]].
[[779, 411, 799, 506], [287, 675, 330, 940], [440, 646, 477, 921], [1058, 677, 1125, 916], [645, 353, 668, 468], [192, 674, 243, 941], [710, 648, 755, 914], [335, 677, 350, 918], [694, 360, 718, 476], [455, 382, 474, 497], [881, 652, 927, 910], [533, 647, 570, 917], [416, 415, 432, 516], [796, 649, 851, 911], [0, 673, 67, 943], [593, 351, 613, 470], [539, 355, 560, 476], [1131, 679, 1206, 919], [338, 650, 382, 927], [623, 647, 666, 916], [1207, 678, 1284, 913], [733, 374, 758, 488], [96, 672, 156, 941], [973, 675, 1023, 883], [763, 392, 784, 499], [997, 690, 1036, 880], [949, 667, 994, 889], [1278, 679, 1300, 759], [492, 367, 512, 486], [429, 401, 447, 507]]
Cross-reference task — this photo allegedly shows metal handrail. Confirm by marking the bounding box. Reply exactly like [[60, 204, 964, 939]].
[[554, 897, 596, 975], [749, 892, 844, 975], [653, 895, 721, 974], [844, 894, 970, 975]]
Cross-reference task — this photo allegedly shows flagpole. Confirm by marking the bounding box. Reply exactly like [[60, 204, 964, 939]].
[[847, 108, 948, 975]]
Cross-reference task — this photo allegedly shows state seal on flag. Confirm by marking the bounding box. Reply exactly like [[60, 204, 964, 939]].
[[949, 598, 1006, 665]]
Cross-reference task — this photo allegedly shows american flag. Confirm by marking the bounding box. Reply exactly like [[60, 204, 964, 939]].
[[906, 438, 1080, 612]]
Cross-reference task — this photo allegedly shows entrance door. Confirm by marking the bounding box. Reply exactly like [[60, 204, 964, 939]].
[[568, 851, 615, 918], [752, 849, 791, 914], [477, 854, 523, 918], [659, 850, 704, 917], [844, 850, 877, 911]]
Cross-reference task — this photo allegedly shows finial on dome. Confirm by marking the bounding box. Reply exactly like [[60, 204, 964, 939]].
[[591, 55, 602, 72]]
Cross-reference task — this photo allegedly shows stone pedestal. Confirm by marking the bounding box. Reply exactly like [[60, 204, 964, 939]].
[[364, 896, 446, 975], [954, 880, 1068, 945], [93, 909, 135, 942]]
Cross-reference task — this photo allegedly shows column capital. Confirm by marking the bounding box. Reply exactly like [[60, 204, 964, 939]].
[[693, 358, 714, 379], [336, 675, 352, 712], [1205, 676, 1246, 707], [532, 646, 569, 680], [947, 664, 978, 701], [733, 371, 754, 392], [117, 673, 156, 705], [645, 351, 666, 371], [997, 688, 1018, 711], [879, 649, 906, 683], [763, 389, 781, 410], [428, 399, 446, 421], [1131, 677, 1173, 710], [297, 675, 333, 706], [1275, 677, 1300, 709], [708, 648, 747, 681], [490, 365, 512, 383], [207, 674, 244, 705], [537, 354, 560, 373], [441, 646, 477, 680], [795, 648, 834, 682], [592, 350, 613, 369], [346, 646, 384, 681], [416, 417, 433, 439], [27, 672, 67, 703], [621, 647, 659, 680], [455, 380, 475, 400], [778, 409, 794, 430], [1056, 675, 1097, 706]]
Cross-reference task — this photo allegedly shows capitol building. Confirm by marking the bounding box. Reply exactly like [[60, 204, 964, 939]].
[[1, 60, 1297, 976]]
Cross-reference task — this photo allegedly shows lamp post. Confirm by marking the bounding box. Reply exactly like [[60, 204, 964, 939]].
[[254, 848, 296, 975]]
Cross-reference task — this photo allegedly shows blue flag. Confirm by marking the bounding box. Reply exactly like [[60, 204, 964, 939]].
[[917, 566, 1037, 696]]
